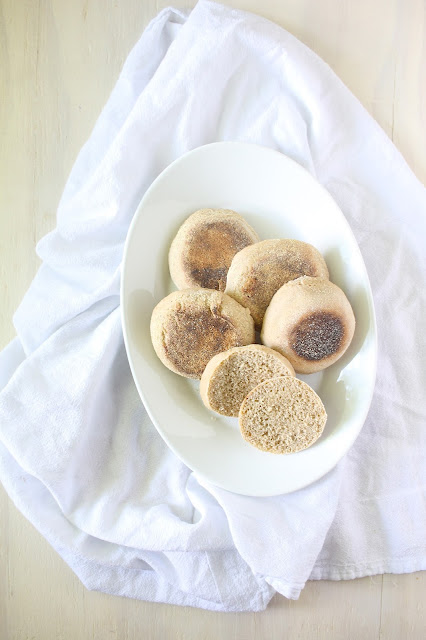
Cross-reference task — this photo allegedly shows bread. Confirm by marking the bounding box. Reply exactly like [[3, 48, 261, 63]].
[[200, 344, 295, 417], [261, 276, 355, 373], [239, 376, 327, 454], [169, 209, 259, 292], [150, 288, 255, 379], [225, 239, 329, 329]]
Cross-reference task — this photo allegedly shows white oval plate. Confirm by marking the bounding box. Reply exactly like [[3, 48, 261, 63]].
[[121, 142, 377, 496]]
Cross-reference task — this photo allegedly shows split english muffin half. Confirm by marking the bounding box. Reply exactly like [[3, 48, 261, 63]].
[[239, 376, 327, 454], [200, 344, 295, 417]]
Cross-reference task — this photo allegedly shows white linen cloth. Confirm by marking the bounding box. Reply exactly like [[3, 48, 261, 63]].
[[0, 0, 425, 611]]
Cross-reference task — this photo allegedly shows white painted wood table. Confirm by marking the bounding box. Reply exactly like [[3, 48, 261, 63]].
[[1, 1, 425, 638]]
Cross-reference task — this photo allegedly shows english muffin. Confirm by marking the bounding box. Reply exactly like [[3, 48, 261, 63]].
[[200, 344, 295, 417], [225, 239, 329, 329], [169, 209, 259, 292], [261, 276, 355, 373], [150, 288, 255, 379], [239, 376, 327, 454]]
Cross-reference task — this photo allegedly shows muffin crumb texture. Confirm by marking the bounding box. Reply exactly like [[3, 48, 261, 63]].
[[239, 376, 327, 454], [200, 345, 294, 416]]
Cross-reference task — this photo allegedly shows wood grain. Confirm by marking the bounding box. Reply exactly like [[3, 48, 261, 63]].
[[0, 1, 425, 638]]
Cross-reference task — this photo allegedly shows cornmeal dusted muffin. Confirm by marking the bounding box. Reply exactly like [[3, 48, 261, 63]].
[[225, 239, 329, 329], [169, 209, 259, 292], [150, 288, 255, 379], [261, 276, 355, 374]]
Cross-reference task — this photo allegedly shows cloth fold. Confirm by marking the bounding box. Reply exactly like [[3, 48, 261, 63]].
[[0, 0, 425, 611]]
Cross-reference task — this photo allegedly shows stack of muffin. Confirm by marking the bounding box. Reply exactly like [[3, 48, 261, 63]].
[[151, 209, 355, 455]]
